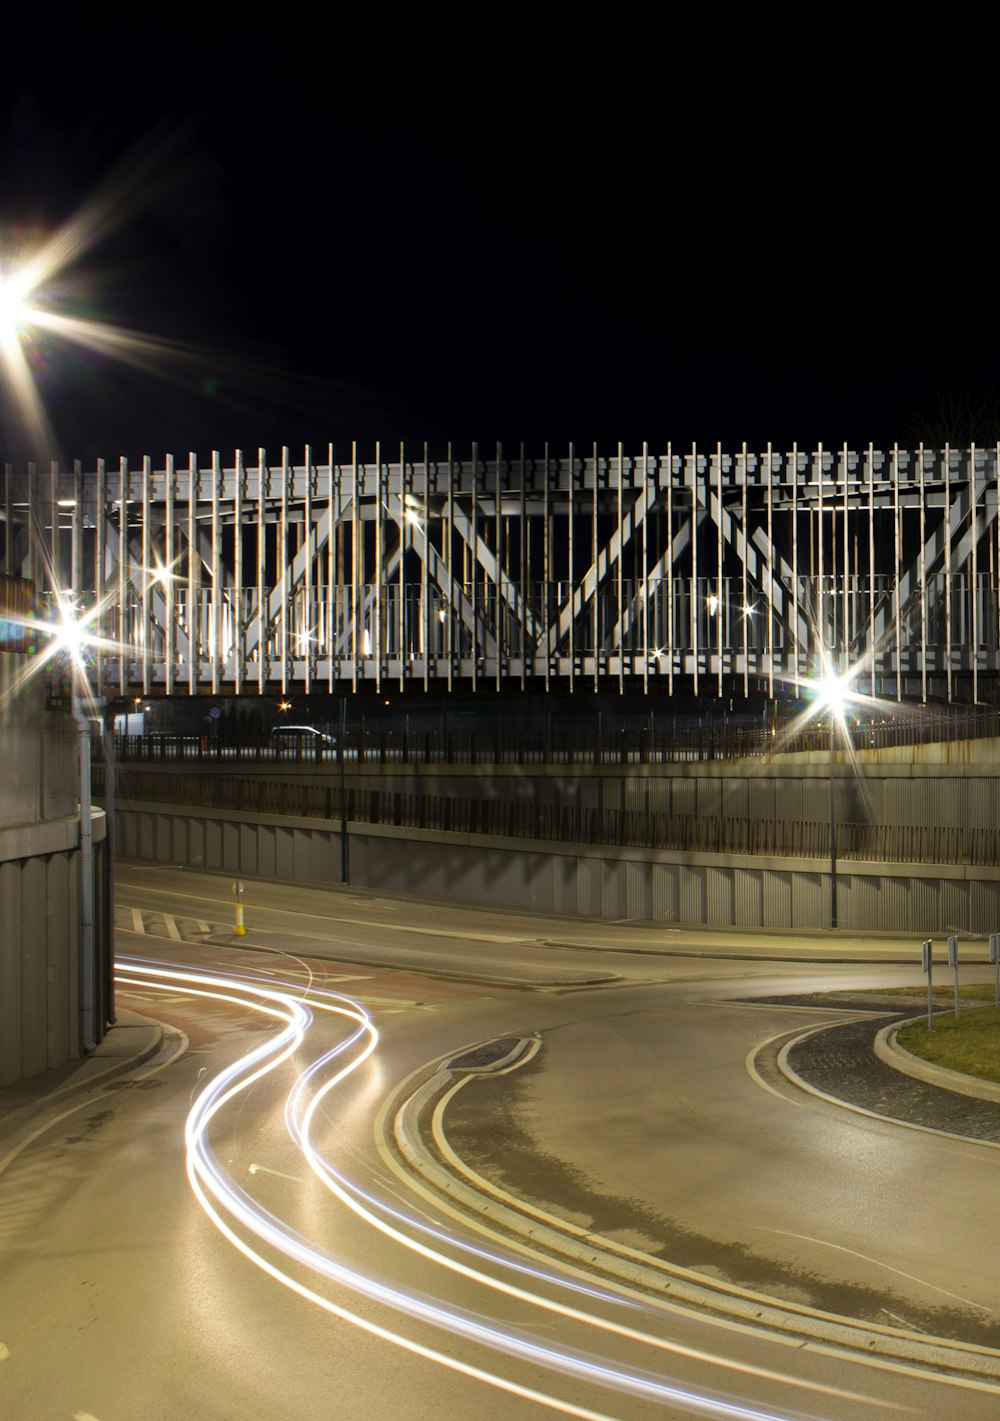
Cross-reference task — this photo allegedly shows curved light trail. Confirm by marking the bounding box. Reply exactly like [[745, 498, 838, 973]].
[[117, 954, 880, 1421]]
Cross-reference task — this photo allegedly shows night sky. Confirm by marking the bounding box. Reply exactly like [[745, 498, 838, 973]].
[[3, 20, 997, 466]]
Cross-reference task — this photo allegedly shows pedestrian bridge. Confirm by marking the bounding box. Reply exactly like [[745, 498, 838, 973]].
[[3, 441, 998, 702]]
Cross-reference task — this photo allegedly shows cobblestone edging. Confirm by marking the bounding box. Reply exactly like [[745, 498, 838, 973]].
[[785, 1007, 1000, 1142]]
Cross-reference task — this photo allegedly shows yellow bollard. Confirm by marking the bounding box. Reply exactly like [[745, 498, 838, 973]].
[[233, 879, 246, 936]]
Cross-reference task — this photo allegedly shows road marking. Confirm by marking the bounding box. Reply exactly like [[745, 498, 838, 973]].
[[744, 1031, 809, 1108], [0, 1342, 8, 1360], [72, 1412, 103, 1420], [130, 907, 143, 933], [163, 914, 181, 940], [752, 1225, 993, 1315]]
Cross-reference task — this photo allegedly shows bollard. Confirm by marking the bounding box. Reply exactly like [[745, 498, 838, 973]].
[[233, 879, 246, 937]]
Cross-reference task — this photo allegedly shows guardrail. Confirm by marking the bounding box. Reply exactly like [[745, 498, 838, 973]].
[[95, 767, 1000, 868]]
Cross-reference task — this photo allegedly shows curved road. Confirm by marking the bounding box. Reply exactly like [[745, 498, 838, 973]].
[[1, 865, 998, 1420]]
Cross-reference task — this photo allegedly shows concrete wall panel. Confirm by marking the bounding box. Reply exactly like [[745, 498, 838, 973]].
[[707, 866, 733, 924], [792, 872, 823, 927], [679, 866, 704, 923], [20, 856, 47, 1082], [45, 852, 70, 1069], [651, 863, 678, 923], [577, 857, 602, 917], [763, 870, 792, 929], [239, 823, 258, 876], [734, 868, 762, 926], [222, 821, 240, 874], [626, 860, 649, 920], [603, 861, 626, 919], [0, 862, 23, 1085]]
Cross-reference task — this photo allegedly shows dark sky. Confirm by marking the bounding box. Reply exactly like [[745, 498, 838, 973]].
[[2, 20, 996, 465]]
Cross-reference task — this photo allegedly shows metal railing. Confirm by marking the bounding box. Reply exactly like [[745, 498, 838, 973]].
[[106, 704, 1000, 769], [97, 767, 1000, 868]]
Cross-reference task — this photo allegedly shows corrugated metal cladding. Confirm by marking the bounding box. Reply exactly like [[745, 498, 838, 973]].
[[763, 871, 792, 928], [734, 869, 763, 925], [553, 855, 577, 914], [647, 779, 673, 814], [603, 862, 627, 918], [939, 879, 970, 934], [772, 780, 803, 822], [0, 851, 80, 1086], [652, 864, 679, 922], [672, 782, 698, 818], [718, 781, 749, 820], [707, 863, 732, 920], [680, 866, 705, 922], [798, 781, 828, 823], [964, 780, 998, 831], [908, 876, 936, 929], [792, 873, 823, 925], [626, 861, 649, 919], [110, 806, 1000, 930], [747, 781, 776, 821], [844, 875, 881, 931], [880, 877, 910, 932], [623, 779, 646, 815], [697, 782, 724, 818], [578, 857, 603, 917]]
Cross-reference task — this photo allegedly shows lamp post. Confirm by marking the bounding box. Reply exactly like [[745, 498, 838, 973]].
[[816, 669, 850, 932], [829, 709, 837, 930]]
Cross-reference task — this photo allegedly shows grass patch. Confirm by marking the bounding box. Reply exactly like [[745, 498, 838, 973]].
[[853, 984, 1000, 1002], [897, 1007, 1000, 1084]]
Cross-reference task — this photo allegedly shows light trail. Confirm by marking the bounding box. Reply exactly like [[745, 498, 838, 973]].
[[117, 954, 881, 1420]]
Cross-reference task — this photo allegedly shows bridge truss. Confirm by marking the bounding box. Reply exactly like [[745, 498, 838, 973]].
[[2, 441, 998, 702]]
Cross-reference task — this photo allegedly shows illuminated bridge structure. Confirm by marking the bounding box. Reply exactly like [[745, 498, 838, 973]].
[[3, 441, 999, 702]]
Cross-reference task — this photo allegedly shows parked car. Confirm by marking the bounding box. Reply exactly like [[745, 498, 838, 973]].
[[268, 724, 336, 752]]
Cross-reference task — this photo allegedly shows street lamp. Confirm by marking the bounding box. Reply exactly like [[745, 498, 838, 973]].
[[814, 670, 851, 930]]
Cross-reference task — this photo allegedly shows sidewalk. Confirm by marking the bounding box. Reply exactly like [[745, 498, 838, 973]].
[[547, 922, 989, 963], [0, 1009, 164, 1163]]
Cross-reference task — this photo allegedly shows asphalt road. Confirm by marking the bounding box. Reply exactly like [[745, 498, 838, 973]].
[[2, 865, 1000, 1419]]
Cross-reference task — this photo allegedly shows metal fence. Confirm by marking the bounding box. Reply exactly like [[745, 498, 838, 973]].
[[107, 704, 1000, 768], [97, 766, 1000, 868]]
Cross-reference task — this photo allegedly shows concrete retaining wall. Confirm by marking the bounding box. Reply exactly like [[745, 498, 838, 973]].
[[112, 799, 1000, 936]]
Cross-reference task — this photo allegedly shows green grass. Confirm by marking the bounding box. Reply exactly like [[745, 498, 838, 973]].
[[897, 1007, 1000, 1084], [855, 984, 999, 1002]]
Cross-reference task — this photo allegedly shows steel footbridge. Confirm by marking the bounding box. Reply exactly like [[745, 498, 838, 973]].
[[3, 440, 998, 701]]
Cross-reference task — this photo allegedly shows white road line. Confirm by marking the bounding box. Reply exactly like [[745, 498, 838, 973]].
[[752, 1225, 994, 1315], [744, 1032, 809, 1108], [0, 1342, 8, 1360], [130, 907, 144, 933], [163, 914, 182, 941]]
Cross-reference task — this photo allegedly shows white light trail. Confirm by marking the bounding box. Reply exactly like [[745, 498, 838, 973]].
[[117, 955, 874, 1420]]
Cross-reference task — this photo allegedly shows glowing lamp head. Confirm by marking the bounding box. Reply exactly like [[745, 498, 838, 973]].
[[0, 267, 33, 352], [816, 671, 851, 723], [51, 601, 88, 668]]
